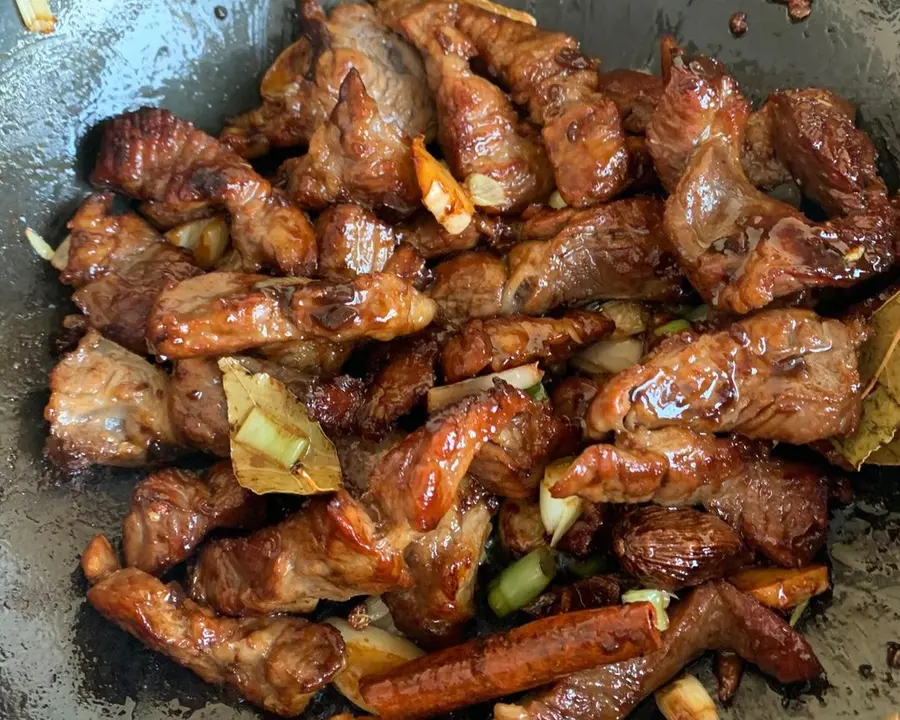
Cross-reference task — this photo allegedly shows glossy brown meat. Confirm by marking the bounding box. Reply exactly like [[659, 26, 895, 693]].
[[501, 581, 822, 720], [395, 211, 483, 259], [169, 359, 230, 457], [58, 192, 167, 288], [369, 380, 530, 533], [646, 51, 744, 193], [715, 650, 745, 704], [541, 93, 630, 208], [652, 56, 897, 312], [60, 193, 201, 354], [613, 506, 748, 591], [597, 70, 664, 135], [282, 69, 420, 216], [401, 3, 553, 214], [741, 105, 793, 189], [359, 333, 440, 440], [468, 400, 576, 498], [316, 203, 399, 282], [256, 338, 353, 377], [431, 199, 681, 325], [359, 604, 661, 719], [430, 250, 508, 325], [190, 489, 409, 615], [384, 478, 495, 648], [315, 203, 430, 289], [503, 198, 685, 313], [91, 108, 317, 276], [554, 427, 830, 567], [73, 243, 201, 355], [441, 310, 613, 382], [498, 498, 547, 556], [768, 88, 887, 216], [593, 71, 792, 189], [171, 355, 366, 440], [550, 376, 600, 437], [45, 330, 184, 471], [81, 534, 120, 585], [588, 309, 863, 444], [123, 462, 267, 575], [455, 4, 629, 207], [220, 0, 433, 157], [523, 576, 621, 618], [88, 564, 345, 716], [148, 272, 436, 359], [556, 502, 605, 557]]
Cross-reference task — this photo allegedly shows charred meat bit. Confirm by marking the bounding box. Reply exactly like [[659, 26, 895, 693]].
[[500, 580, 823, 720], [587, 309, 864, 444], [554, 427, 830, 567], [45, 330, 185, 472], [729, 12, 748, 36], [281, 69, 420, 216], [777, 0, 812, 22], [220, 0, 433, 157], [91, 108, 317, 276], [401, 2, 554, 213], [523, 575, 621, 618], [613, 506, 749, 591], [715, 650, 745, 704], [498, 498, 547, 557], [87, 557, 345, 716], [123, 462, 267, 575], [441, 310, 614, 383], [148, 272, 436, 359]]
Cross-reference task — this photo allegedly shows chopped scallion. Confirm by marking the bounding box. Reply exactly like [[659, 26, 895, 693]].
[[622, 588, 676, 631], [654, 319, 692, 337], [234, 406, 309, 469], [488, 547, 557, 617], [789, 598, 810, 627], [525, 382, 549, 402], [684, 305, 710, 323], [567, 554, 604, 578]]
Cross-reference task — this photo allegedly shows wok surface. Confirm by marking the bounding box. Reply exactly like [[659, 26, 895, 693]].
[[1, 0, 899, 717]]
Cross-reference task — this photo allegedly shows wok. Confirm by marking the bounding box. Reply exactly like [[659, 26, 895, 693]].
[[0, 0, 898, 717]]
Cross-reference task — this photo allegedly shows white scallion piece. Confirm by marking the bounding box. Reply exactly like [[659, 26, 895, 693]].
[[539, 458, 581, 547], [655, 674, 719, 720], [427, 363, 543, 414], [25, 227, 55, 260], [15, 0, 56, 33]]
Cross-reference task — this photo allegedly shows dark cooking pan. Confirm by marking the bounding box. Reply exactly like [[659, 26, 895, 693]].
[[1, 0, 899, 717]]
